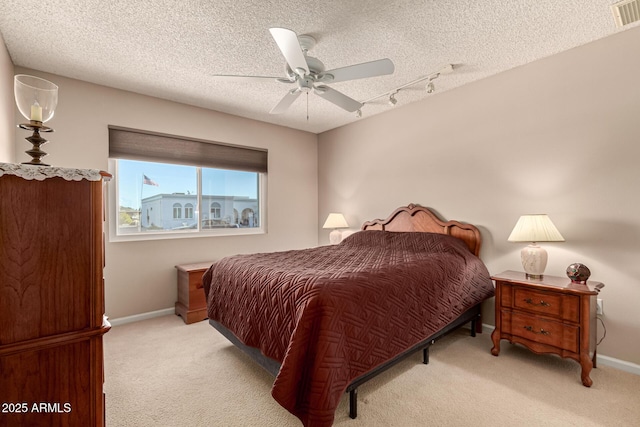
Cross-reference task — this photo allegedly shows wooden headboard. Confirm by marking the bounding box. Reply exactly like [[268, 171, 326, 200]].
[[361, 204, 483, 256]]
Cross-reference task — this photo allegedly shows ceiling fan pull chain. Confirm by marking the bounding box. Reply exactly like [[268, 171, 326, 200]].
[[306, 92, 309, 121]]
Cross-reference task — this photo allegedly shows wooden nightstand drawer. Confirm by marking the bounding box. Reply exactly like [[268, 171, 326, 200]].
[[512, 287, 579, 321], [503, 310, 579, 353]]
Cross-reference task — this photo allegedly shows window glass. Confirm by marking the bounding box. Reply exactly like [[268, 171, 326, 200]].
[[113, 159, 263, 239], [201, 168, 260, 229]]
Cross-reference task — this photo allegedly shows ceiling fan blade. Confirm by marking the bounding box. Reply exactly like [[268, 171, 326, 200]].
[[270, 89, 302, 114], [322, 58, 394, 84], [269, 27, 309, 76], [314, 86, 363, 112], [210, 74, 289, 83]]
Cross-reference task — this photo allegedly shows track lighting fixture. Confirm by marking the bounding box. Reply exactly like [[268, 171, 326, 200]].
[[359, 64, 454, 110], [356, 109, 362, 118]]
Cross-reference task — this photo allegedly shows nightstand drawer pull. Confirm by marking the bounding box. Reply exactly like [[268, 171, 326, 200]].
[[524, 298, 551, 307], [523, 325, 550, 335]]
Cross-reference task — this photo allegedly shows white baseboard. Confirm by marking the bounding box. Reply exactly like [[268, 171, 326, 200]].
[[481, 324, 640, 377], [596, 354, 640, 376], [108, 308, 174, 327]]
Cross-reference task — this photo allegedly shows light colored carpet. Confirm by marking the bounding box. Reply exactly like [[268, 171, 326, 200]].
[[104, 315, 640, 426]]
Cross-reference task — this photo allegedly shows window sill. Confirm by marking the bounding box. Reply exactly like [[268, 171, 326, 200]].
[[108, 226, 266, 243]]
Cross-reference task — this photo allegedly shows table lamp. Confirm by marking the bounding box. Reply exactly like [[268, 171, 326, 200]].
[[323, 213, 349, 244], [507, 214, 564, 279]]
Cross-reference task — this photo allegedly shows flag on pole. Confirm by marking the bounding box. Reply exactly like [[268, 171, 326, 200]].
[[143, 174, 159, 186]]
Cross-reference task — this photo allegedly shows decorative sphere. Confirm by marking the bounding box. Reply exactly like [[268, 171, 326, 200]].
[[566, 263, 591, 283]]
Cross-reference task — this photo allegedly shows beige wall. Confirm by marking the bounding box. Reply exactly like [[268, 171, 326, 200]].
[[12, 68, 319, 319], [318, 27, 640, 365], [0, 33, 14, 162], [5, 27, 638, 365]]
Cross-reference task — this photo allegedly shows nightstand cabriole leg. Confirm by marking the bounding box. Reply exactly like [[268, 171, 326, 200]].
[[490, 329, 501, 356], [491, 280, 502, 356], [580, 354, 594, 387]]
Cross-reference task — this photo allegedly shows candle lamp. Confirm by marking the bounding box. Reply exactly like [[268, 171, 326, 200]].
[[14, 74, 59, 166]]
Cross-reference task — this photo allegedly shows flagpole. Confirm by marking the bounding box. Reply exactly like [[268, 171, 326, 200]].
[[139, 173, 143, 232]]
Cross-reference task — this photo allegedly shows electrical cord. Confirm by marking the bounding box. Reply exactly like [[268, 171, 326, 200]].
[[596, 315, 607, 346]]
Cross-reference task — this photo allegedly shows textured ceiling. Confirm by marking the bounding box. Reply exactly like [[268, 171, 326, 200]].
[[0, 1, 637, 134]]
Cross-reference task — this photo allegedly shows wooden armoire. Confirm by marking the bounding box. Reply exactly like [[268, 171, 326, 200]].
[[0, 163, 110, 427]]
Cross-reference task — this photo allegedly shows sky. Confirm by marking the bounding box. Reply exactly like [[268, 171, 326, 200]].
[[117, 159, 258, 209]]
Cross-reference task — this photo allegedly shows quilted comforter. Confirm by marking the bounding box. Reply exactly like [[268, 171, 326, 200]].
[[202, 230, 494, 426]]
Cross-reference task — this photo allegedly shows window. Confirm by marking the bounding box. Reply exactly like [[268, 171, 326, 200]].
[[185, 203, 194, 219], [173, 203, 182, 219], [210, 202, 221, 219], [108, 126, 267, 240]]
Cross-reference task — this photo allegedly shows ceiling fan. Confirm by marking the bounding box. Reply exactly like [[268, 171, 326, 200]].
[[212, 28, 395, 114]]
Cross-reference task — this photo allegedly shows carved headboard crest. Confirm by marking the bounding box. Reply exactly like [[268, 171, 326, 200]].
[[361, 203, 482, 256]]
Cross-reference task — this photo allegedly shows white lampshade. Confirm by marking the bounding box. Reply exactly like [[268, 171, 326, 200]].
[[508, 214, 565, 243], [322, 213, 349, 229], [14, 74, 58, 123], [508, 214, 564, 279], [323, 213, 349, 244]]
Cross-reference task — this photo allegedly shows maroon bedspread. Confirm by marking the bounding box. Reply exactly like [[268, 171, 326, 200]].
[[202, 231, 494, 426]]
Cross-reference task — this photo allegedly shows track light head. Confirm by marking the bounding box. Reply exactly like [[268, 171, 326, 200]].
[[388, 93, 397, 106], [356, 109, 362, 118], [426, 81, 435, 94]]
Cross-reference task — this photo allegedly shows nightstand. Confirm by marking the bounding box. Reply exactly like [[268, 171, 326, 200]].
[[490, 270, 602, 387], [175, 262, 211, 324]]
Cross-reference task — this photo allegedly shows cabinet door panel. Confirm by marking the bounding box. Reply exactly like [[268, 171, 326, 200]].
[[0, 176, 95, 344], [0, 340, 93, 426]]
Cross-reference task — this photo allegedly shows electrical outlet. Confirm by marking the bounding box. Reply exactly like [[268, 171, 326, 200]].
[[596, 298, 604, 315]]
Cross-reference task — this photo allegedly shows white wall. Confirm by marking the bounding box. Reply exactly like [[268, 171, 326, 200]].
[[12, 68, 319, 319], [318, 27, 640, 365], [0, 33, 14, 162]]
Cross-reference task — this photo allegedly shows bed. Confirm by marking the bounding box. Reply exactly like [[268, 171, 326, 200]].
[[202, 204, 494, 426]]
